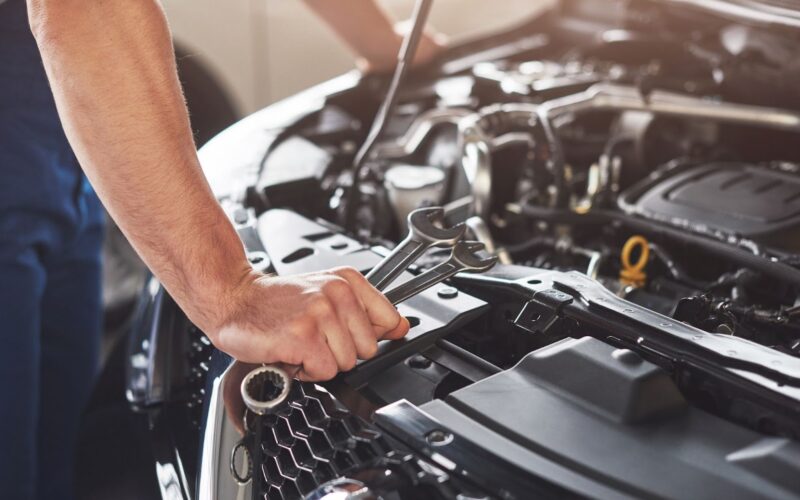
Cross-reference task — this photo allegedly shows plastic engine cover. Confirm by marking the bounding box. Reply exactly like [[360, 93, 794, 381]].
[[627, 162, 800, 251], [421, 338, 800, 499]]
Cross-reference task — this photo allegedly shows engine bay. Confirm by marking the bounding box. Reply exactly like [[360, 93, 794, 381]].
[[254, 22, 800, 365], [131, 1, 800, 498], [248, 5, 800, 383]]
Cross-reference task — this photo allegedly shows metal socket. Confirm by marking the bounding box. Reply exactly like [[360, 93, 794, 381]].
[[240, 365, 292, 415]]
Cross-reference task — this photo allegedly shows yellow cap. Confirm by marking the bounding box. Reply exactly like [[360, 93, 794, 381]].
[[620, 235, 650, 287]]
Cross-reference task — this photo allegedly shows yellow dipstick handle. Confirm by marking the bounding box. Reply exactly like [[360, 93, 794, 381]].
[[620, 235, 650, 287]]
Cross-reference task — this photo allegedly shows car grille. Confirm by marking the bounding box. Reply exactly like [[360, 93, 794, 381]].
[[254, 382, 393, 499], [181, 325, 481, 499]]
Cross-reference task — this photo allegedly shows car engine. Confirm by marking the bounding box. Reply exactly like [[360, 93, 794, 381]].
[[124, 1, 800, 499]]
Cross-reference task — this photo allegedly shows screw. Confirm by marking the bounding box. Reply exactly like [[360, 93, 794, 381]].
[[437, 286, 459, 299]]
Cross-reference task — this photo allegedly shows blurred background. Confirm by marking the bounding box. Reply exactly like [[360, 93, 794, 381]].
[[165, 0, 549, 119], [101, 0, 554, 339]]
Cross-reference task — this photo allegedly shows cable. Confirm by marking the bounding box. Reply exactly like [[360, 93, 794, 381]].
[[344, 0, 435, 230]]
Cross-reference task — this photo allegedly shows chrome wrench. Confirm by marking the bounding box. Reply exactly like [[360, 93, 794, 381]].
[[366, 206, 465, 291], [384, 241, 497, 305]]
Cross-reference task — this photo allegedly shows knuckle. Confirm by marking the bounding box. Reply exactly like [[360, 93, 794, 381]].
[[322, 277, 349, 295], [309, 295, 333, 316], [290, 317, 314, 338], [336, 266, 361, 280], [361, 340, 379, 359], [322, 364, 338, 381]]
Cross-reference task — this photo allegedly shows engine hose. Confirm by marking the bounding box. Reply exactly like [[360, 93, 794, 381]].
[[516, 203, 800, 288], [648, 242, 711, 289], [458, 103, 539, 219]]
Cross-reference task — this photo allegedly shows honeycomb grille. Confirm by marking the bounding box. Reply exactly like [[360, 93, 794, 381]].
[[254, 382, 393, 500]]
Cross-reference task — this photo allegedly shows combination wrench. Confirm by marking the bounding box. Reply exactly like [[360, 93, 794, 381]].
[[366, 207, 465, 291], [384, 240, 497, 305]]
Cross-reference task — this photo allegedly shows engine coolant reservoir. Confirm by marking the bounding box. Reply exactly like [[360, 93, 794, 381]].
[[384, 164, 445, 231]]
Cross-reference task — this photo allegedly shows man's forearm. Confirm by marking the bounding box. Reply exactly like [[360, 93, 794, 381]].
[[28, 0, 250, 331]]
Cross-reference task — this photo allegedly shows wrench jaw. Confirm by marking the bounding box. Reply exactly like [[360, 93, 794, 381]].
[[452, 241, 499, 273], [406, 207, 466, 246], [367, 206, 467, 291]]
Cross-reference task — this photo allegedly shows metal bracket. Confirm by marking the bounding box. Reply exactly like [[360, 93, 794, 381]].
[[515, 288, 574, 334], [454, 266, 800, 402]]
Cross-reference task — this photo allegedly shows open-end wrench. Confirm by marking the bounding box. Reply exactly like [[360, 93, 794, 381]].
[[366, 207, 465, 291], [384, 241, 497, 305]]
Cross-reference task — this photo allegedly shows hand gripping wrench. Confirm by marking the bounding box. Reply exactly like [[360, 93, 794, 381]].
[[366, 207, 465, 291], [384, 241, 498, 305], [241, 209, 467, 414]]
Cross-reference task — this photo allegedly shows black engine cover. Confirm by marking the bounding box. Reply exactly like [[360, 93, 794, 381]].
[[626, 162, 800, 251], [419, 338, 800, 499]]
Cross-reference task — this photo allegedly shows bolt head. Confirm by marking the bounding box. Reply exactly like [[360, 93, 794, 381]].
[[437, 286, 459, 299], [408, 355, 432, 369], [425, 429, 453, 446]]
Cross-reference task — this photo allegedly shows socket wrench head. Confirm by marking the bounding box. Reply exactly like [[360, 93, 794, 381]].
[[240, 365, 292, 415], [406, 207, 465, 246]]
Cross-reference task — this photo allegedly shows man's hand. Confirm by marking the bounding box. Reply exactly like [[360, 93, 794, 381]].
[[209, 267, 410, 381]]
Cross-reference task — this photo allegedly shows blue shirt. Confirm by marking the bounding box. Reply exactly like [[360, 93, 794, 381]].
[[0, 0, 102, 239]]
